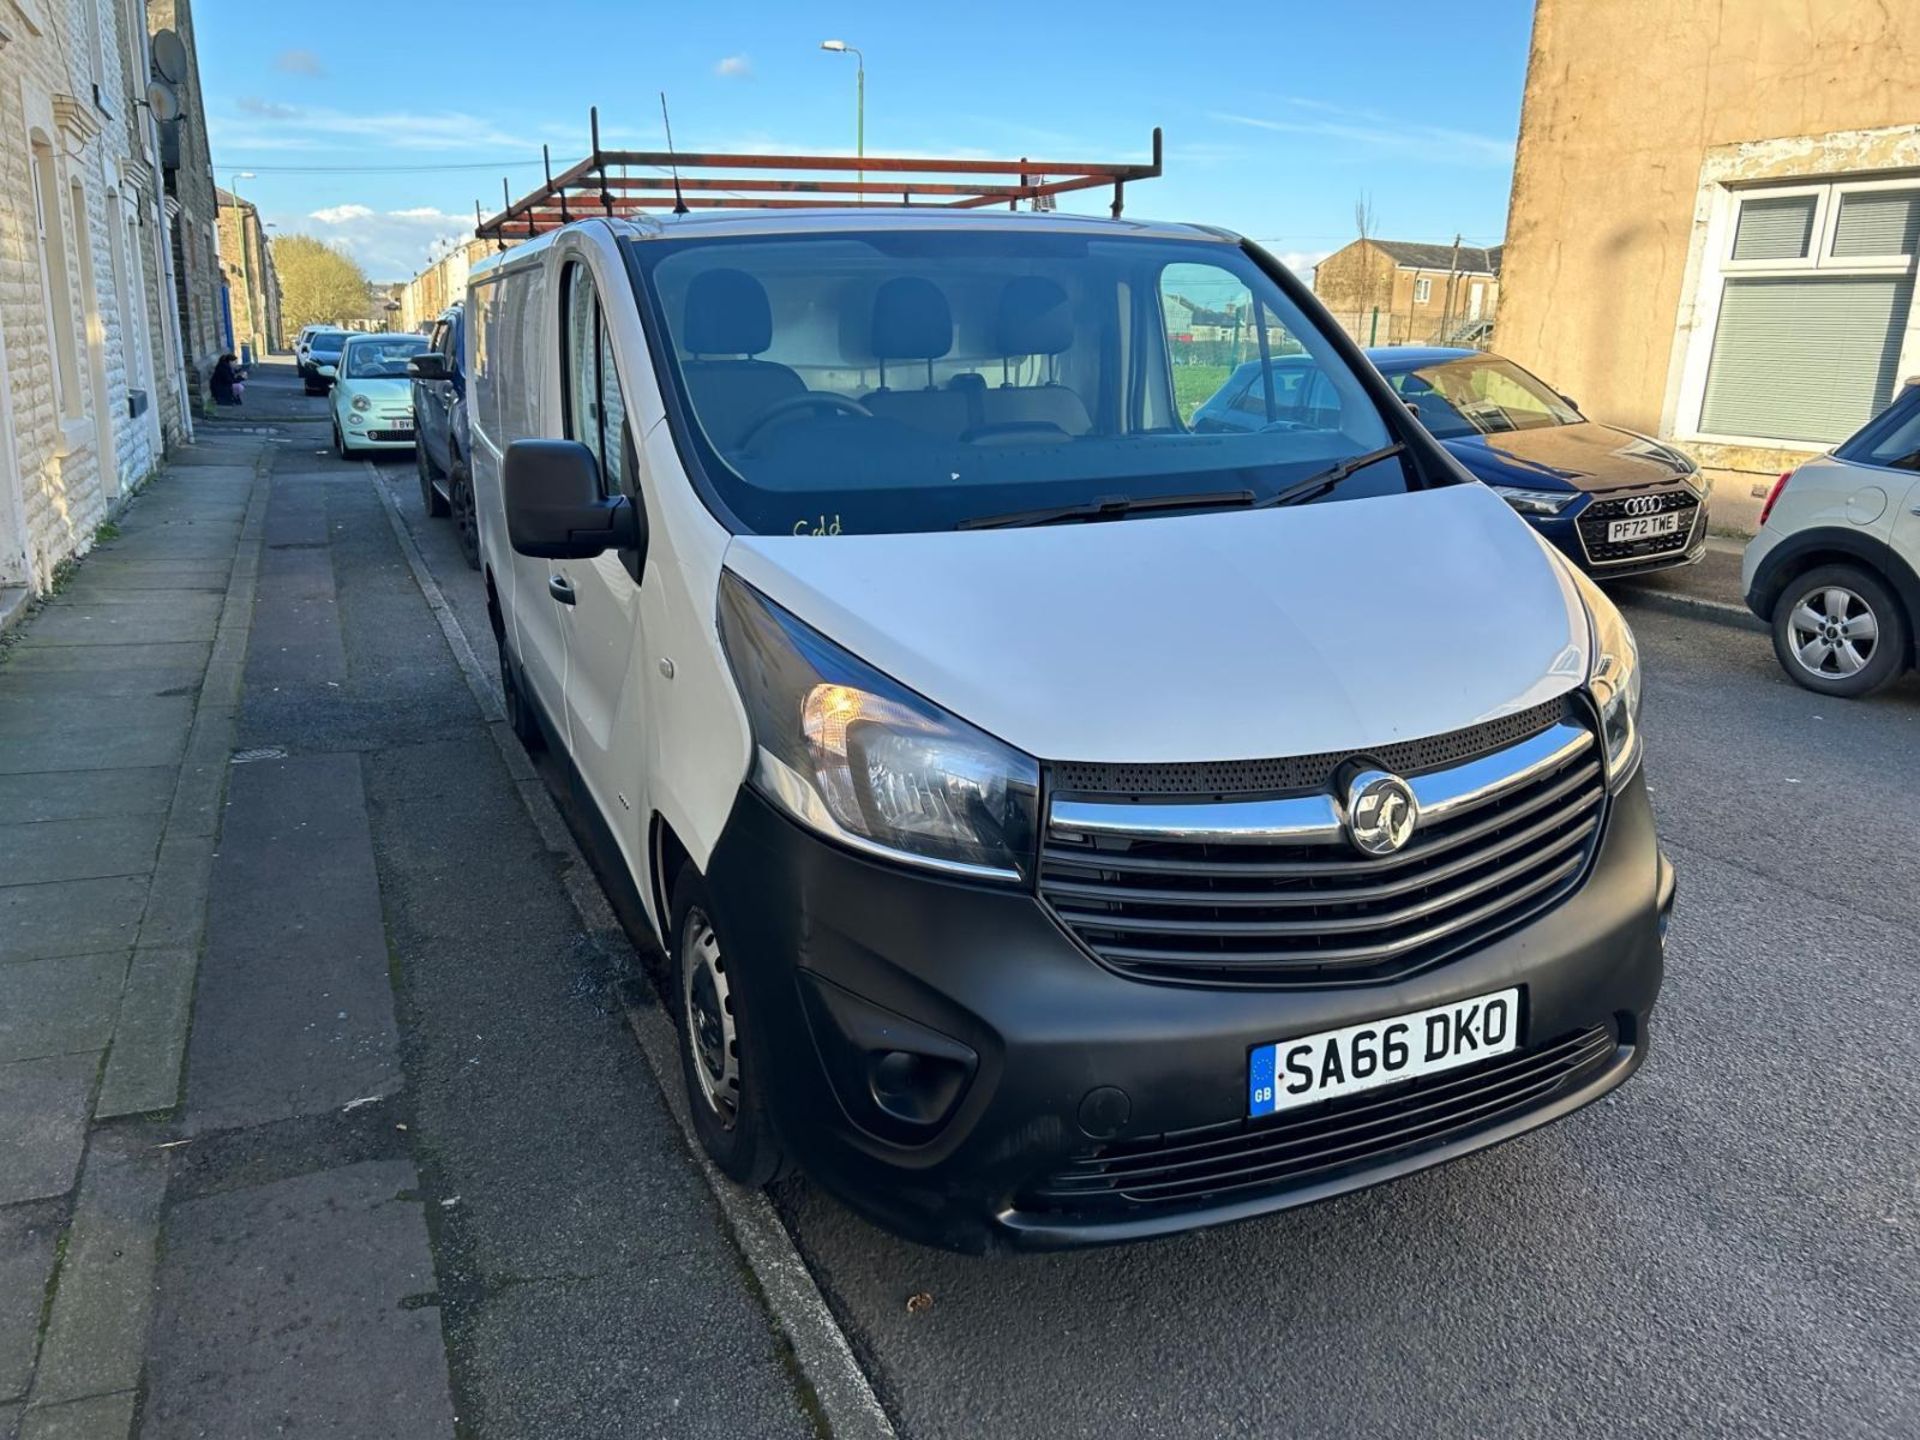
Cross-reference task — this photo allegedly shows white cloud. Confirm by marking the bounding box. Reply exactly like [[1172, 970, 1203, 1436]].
[[210, 104, 550, 155], [286, 204, 474, 280], [714, 55, 752, 78], [275, 49, 325, 76], [1211, 105, 1513, 169], [1269, 248, 1332, 277], [236, 96, 299, 119]]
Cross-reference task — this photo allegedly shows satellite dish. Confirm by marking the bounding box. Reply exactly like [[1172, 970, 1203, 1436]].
[[145, 81, 181, 124], [151, 29, 188, 84]]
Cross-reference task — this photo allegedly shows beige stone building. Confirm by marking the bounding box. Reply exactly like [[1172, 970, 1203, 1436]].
[[1314, 239, 1502, 348], [216, 186, 281, 359], [400, 238, 507, 333], [1497, 0, 1920, 531], [0, 0, 207, 596]]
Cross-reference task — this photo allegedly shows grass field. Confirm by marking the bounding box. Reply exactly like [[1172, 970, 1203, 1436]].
[[1172, 364, 1233, 423]]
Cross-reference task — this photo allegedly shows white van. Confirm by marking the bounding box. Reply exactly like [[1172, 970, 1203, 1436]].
[[466, 210, 1673, 1252]]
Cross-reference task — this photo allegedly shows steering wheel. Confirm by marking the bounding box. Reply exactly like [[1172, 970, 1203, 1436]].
[[736, 392, 873, 450]]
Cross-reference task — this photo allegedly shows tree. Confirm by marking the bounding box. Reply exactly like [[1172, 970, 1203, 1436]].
[[275, 235, 369, 333]]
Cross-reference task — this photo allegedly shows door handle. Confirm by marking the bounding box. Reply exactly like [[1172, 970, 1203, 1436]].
[[548, 574, 576, 605]]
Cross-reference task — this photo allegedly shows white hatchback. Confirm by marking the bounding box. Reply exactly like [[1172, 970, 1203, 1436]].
[[1742, 378, 1920, 697]]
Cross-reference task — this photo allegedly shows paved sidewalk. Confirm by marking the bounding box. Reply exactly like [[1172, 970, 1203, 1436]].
[[1, 429, 266, 1439], [1609, 536, 1762, 631], [1, 362, 826, 1440]]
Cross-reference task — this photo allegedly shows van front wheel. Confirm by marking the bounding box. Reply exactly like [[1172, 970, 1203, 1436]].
[[671, 869, 786, 1187]]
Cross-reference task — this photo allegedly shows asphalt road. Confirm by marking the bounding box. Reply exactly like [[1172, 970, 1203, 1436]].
[[369, 417, 1920, 1438]]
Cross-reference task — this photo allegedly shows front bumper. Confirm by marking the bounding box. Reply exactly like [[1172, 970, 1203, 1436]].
[[1531, 483, 1710, 578], [704, 767, 1669, 1253]]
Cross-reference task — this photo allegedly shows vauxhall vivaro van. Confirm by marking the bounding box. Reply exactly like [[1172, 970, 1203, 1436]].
[[466, 209, 1673, 1251]]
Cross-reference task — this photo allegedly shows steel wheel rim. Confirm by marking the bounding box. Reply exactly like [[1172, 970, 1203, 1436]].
[[681, 909, 739, 1128], [1787, 584, 1878, 679]]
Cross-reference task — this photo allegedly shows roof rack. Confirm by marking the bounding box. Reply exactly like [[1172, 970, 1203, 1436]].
[[474, 109, 1162, 245]]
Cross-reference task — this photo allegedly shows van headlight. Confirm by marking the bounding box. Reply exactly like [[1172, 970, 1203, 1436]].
[[717, 571, 1039, 881], [1567, 567, 1642, 788]]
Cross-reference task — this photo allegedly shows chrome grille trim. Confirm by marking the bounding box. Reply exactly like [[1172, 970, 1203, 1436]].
[[1040, 708, 1608, 986]]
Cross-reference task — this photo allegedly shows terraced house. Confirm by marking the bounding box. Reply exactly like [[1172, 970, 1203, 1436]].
[[0, 0, 215, 606]]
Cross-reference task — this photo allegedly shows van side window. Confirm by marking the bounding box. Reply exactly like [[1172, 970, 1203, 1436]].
[[1158, 262, 1306, 428], [561, 259, 633, 495]]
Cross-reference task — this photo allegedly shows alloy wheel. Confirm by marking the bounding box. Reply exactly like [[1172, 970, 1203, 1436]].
[[452, 471, 480, 568], [1786, 584, 1878, 679], [680, 909, 739, 1129]]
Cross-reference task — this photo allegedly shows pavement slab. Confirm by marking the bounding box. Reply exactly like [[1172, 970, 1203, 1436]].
[[0, 878, 147, 963], [14, 602, 219, 650], [20, 1392, 134, 1440], [0, 816, 164, 887], [0, 1201, 60, 1401], [0, 1052, 96, 1204], [0, 645, 209, 678], [183, 753, 402, 1134], [0, 771, 175, 827], [140, 1161, 455, 1440], [0, 955, 128, 1064]]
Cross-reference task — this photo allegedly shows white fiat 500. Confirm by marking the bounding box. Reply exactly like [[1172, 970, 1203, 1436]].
[[467, 210, 1672, 1253], [331, 333, 427, 458]]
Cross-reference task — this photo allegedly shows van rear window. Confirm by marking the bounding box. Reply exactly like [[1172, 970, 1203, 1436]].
[[624, 229, 1408, 536]]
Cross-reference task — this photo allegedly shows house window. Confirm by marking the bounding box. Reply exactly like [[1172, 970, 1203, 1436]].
[[1414, 277, 1432, 304], [1697, 179, 1920, 445], [30, 139, 84, 422]]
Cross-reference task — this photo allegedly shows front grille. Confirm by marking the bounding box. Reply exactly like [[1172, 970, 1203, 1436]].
[[1051, 696, 1563, 799], [1018, 1023, 1617, 1218], [366, 428, 415, 443], [1039, 705, 1607, 987], [1577, 490, 1700, 565]]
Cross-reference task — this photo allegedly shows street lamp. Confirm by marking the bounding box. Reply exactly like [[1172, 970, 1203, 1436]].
[[226, 170, 258, 361], [819, 39, 864, 196]]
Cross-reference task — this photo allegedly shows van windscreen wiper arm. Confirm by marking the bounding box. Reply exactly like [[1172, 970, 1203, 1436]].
[[956, 488, 1256, 531], [1249, 441, 1408, 510]]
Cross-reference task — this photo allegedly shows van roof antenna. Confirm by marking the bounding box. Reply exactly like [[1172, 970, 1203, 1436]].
[[659, 91, 689, 216]]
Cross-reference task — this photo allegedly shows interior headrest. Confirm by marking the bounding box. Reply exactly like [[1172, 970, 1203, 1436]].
[[996, 277, 1073, 357], [683, 268, 772, 356], [870, 277, 952, 361]]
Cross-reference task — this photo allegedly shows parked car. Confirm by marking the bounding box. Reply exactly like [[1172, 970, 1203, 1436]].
[[329, 333, 428, 458], [470, 211, 1670, 1253], [1742, 378, 1920, 698], [407, 304, 478, 568], [1192, 347, 1709, 577], [301, 329, 350, 394]]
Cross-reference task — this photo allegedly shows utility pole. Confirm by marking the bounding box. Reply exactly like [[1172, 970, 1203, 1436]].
[[820, 41, 866, 194], [1443, 231, 1462, 343]]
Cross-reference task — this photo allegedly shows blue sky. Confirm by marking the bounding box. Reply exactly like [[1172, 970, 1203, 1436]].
[[195, 0, 1536, 280]]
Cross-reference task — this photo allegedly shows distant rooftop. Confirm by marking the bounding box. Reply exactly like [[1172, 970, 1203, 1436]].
[[1367, 239, 1503, 274]]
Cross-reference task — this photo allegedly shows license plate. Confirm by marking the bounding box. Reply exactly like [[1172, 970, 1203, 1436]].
[[1248, 987, 1520, 1117], [1606, 512, 1680, 543]]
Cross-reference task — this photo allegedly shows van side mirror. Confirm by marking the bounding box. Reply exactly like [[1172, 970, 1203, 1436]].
[[408, 353, 450, 382], [1559, 393, 1579, 412], [504, 439, 645, 562]]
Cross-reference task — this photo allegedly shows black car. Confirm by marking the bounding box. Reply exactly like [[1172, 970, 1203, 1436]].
[[1193, 347, 1711, 576], [300, 329, 349, 395], [407, 305, 477, 569]]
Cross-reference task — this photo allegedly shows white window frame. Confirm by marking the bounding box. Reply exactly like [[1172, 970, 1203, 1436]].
[[1672, 173, 1920, 451], [1413, 276, 1432, 304]]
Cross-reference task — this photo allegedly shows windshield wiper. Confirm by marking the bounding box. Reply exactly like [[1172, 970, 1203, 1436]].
[[957, 488, 1256, 531], [1247, 441, 1408, 510], [953, 442, 1409, 531]]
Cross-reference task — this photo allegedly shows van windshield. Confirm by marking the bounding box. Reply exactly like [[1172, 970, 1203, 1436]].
[[624, 229, 1410, 535]]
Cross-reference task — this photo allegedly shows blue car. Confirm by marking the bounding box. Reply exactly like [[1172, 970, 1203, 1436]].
[[408, 304, 478, 569], [1190, 346, 1710, 577]]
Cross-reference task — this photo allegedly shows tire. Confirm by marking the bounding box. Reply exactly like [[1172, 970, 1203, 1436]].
[[417, 441, 450, 516], [496, 631, 543, 752], [333, 419, 352, 459], [1770, 562, 1909, 699], [450, 460, 480, 570], [669, 868, 787, 1188]]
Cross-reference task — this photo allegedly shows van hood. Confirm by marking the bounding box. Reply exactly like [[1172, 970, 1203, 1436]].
[[723, 484, 1590, 765]]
